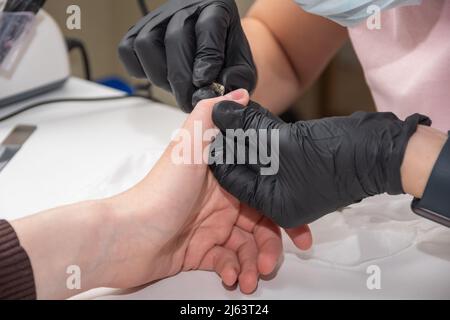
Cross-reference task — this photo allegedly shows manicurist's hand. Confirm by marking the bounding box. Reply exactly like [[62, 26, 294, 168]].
[[210, 100, 435, 228], [118, 0, 256, 112], [11, 90, 312, 299]]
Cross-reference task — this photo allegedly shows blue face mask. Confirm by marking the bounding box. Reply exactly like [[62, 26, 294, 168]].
[[294, 0, 422, 27]]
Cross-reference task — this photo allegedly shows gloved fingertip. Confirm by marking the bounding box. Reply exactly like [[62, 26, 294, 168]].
[[192, 86, 220, 107], [178, 100, 194, 113], [212, 101, 245, 130]]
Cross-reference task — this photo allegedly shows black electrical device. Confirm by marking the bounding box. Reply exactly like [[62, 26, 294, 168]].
[[411, 133, 450, 228]]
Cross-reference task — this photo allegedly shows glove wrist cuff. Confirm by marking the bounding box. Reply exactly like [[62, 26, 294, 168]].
[[386, 113, 432, 195]]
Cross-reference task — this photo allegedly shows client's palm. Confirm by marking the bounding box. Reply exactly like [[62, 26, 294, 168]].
[[158, 171, 284, 293]]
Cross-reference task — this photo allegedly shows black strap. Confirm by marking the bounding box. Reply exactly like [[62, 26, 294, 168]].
[[416, 132, 450, 216]]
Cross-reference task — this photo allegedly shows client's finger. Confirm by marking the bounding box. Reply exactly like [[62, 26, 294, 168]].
[[189, 88, 250, 130], [235, 203, 263, 232], [285, 224, 313, 250], [254, 217, 282, 276], [237, 204, 282, 276], [199, 245, 240, 287], [225, 227, 259, 294]]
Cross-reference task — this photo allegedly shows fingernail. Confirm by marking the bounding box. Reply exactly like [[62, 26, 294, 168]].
[[225, 88, 247, 101]]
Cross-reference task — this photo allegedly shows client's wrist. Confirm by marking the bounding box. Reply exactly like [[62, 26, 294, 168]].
[[401, 125, 447, 198], [97, 193, 170, 288]]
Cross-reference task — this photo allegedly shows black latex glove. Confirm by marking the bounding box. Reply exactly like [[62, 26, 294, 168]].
[[209, 101, 431, 228], [118, 0, 256, 112]]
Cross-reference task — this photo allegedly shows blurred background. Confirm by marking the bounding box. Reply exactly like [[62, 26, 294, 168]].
[[43, 0, 375, 120]]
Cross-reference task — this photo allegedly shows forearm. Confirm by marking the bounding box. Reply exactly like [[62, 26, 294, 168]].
[[10, 200, 113, 299], [401, 125, 448, 198], [242, 17, 301, 113], [243, 0, 348, 114]]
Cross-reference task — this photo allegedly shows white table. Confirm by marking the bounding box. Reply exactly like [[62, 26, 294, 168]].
[[0, 78, 449, 299]]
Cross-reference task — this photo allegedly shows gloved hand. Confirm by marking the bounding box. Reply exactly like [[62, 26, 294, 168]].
[[209, 100, 431, 228], [118, 0, 256, 112]]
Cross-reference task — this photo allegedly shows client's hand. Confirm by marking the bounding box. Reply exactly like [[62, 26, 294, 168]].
[[104, 89, 312, 294], [11, 90, 312, 299]]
